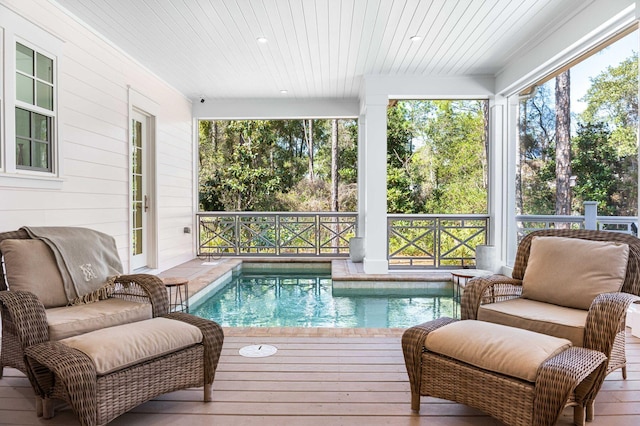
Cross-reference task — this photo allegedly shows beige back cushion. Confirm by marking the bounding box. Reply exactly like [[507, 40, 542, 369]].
[[1, 239, 68, 308], [522, 236, 629, 310]]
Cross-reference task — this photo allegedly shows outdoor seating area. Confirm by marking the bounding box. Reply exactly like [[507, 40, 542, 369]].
[[402, 318, 608, 426], [0, 228, 170, 377], [2, 0, 640, 424], [0, 227, 224, 425], [0, 327, 638, 425], [462, 229, 640, 380], [2, 228, 640, 424]]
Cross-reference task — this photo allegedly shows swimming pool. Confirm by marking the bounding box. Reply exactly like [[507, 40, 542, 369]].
[[190, 267, 457, 328]]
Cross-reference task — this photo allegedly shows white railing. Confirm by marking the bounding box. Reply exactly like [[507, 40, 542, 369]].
[[197, 212, 357, 257], [516, 201, 637, 239], [197, 211, 490, 268], [197, 204, 636, 266], [387, 214, 490, 268]]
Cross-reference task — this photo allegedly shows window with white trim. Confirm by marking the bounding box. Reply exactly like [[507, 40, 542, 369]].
[[0, 4, 63, 189], [15, 42, 55, 172]]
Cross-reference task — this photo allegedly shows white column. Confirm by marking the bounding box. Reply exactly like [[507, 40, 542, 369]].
[[505, 95, 520, 268], [357, 114, 366, 236], [361, 95, 389, 274], [488, 96, 508, 268]]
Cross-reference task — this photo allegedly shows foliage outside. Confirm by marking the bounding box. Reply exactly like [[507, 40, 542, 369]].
[[518, 50, 638, 217], [199, 119, 357, 212]]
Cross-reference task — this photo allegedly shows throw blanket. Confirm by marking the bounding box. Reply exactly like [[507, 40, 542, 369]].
[[21, 226, 123, 305]]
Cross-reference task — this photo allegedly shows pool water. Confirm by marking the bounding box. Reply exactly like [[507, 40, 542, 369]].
[[190, 270, 457, 328]]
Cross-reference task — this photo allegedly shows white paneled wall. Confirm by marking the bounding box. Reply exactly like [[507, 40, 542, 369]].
[[0, 0, 194, 272]]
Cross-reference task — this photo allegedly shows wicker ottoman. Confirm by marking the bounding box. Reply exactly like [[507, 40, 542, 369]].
[[24, 313, 223, 426], [402, 318, 608, 426]]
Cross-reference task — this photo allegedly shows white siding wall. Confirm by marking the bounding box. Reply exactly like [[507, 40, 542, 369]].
[[0, 0, 194, 272]]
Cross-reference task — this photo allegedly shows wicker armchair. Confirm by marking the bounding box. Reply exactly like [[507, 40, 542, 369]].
[[0, 228, 169, 377], [462, 229, 640, 380]]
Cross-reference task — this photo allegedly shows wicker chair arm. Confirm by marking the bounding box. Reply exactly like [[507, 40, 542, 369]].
[[0, 290, 49, 347], [24, 341, 97, 426], [534, 346, 607, 426], [113, 274, 169, 317], [401, 317, 457, 405], [584, 292, 639, 356], [165, 312, 224, 385], [460, 275, 523, 320]]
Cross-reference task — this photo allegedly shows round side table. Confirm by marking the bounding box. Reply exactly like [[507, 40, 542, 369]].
[[162, 277, 189, 313], [451, 270, 493, 298], [451, 270, 492, 316]]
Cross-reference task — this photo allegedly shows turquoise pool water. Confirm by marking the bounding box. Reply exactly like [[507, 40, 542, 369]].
[[190, 269, 457, 328]]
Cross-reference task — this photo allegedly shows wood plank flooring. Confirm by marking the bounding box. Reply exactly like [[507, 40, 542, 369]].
[[1, 328, 639, 425]]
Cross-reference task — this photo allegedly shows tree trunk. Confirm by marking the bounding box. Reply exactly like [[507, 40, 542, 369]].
[[331, 119, 339, 211], [555, 70, 572, 218], [213, 121, 218, 151], [516, 102, 525, 215], [303, 120, 315, 181]]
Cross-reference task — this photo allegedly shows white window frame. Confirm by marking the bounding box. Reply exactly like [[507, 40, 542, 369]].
[[502, 19, 640, 268], [0, 4, 64, 189]]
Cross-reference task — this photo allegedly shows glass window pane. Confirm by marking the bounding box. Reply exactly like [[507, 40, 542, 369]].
[[15, 108, 31, 137], [134, 176, 143, 201], [16, 73, 34, 104], [33, 113, 49, 141], [134, 203, 143, 228], [135, 120, 142, 148], [33, 142, 49, 169], [16, 138, 31, 167], [36, 81, 53, 110], [36, 52, 53, 83], [16, 43, 34, 75], [133, 229, 143, 255], [132, 148, 141, 174]]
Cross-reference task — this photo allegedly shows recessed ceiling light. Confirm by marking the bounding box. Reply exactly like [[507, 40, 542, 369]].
[[409, 35, 422, 42], [257, 36, 268, 43], [280, 89, 288, 94]]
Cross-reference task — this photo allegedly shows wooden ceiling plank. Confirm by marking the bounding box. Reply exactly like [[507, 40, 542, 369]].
[[454, 0, 536, 75], [429, 0, 487, 75], [368, 0, 412, 75], [380, 0, 432, 75], [407, 0, 461, 75]]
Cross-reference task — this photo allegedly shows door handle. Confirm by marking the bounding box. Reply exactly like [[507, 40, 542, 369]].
[[144, 195, 149, 212]]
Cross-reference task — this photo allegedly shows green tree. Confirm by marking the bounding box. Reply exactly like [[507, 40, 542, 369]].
[[571, 123, 619, 215], [580, 52, 638, 215], [199, 118, 358, 212], [417, 100, 487, 214], [518, 85, 556, 215], [386, 102, 424, 213], [385, 100, 488, 214]]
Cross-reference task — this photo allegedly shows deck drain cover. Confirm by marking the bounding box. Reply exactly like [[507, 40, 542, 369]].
[[239, 344, 277, 358]]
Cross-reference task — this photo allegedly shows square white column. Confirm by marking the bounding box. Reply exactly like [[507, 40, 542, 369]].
[[360, 96, 389, 274]]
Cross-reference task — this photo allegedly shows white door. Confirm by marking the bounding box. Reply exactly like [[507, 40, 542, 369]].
[[131, 110, 150, 269]]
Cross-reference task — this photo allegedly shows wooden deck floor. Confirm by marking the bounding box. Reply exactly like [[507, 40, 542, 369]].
[[2, 327, 640, 425]]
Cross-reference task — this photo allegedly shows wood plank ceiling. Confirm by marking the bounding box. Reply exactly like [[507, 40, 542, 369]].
[[53, 0, 591, 101]]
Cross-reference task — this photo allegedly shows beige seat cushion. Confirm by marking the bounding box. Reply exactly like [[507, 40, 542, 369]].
[[60, 317, 203, 375], [1, 239, 68, 308], [522, 236, 629, 310], [425, 320, 572, 382], [46, 298, 153, 341], [478, 298, 588, 346]]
